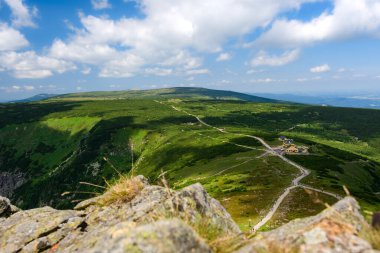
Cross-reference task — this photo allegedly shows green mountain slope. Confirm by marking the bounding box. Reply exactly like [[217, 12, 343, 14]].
[[53, 87, 279, 103], [0, 88, 379, 232]]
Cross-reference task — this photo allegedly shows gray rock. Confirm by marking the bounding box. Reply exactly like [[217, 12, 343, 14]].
[[0, 196, 11, 217], [0, 206, 84, 253], [0, 176, 239, 253], [235, 197, 378, 253], [76, 177, 241, 236], [1, 176, 377, 253], [0, 196, 18, 218], [56, 219, 212, 253]]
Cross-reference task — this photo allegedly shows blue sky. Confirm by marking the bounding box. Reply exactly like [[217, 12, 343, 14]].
[[0, 0, 380, 100]]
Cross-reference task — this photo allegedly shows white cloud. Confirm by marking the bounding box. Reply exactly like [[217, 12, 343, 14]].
[[49, 0, 316, 77], [255, 0, 380, 48], [50, 39, 119, 65], [246, 69, 265, 75], [296, 76, 322, 82], [186, 68, 210, 75], [145, 67, 173, 76], [161, 51, 202, 70], [216, 52, 231, 62], [310, 64, 330, 73], [23, 85, 35, 90], [250, 49, 300, 67], [0, 51, 76, 79], [337, 68, 346, 73], [250, 78, 278, 83], [220, 79, 231, 84], [4, 0, 37, 27], [0, 85, 36, 92], [81, 67, 92, 75], [0, 23, 29, 51], [91, 0, 111, 10], [99, 53, 144, 77]]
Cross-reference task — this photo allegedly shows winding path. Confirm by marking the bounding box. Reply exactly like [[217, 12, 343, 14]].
[[161, 103, 342, 232]]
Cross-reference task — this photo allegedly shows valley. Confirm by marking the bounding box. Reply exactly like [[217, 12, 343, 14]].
[[0, 87, 379, 232]]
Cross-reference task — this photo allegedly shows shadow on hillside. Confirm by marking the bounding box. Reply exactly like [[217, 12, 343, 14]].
[[10, 116, 146, 209], [0, 102, 84, 128], [199, 106, 380, 140]]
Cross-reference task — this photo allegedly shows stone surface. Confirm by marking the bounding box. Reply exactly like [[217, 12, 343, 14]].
[[0, 206, 83, 253], [55, 219, 211, 253], [0, 177, 378, 253], [0, 196, 19, 218], [0, 176, 238, 253], [0, 196, 11, 217], [236, 197, 379, 253]]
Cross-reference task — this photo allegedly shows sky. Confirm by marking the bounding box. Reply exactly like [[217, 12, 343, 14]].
[[0, 0, 380, 100]]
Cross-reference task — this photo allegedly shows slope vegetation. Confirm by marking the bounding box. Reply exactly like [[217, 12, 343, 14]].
[[0, 88, 379, 231]]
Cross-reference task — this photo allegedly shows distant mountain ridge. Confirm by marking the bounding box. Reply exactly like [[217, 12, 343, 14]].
[[6, 88, 280, 104], [55, 87, 280, 103], [9, 94, 58, 103]]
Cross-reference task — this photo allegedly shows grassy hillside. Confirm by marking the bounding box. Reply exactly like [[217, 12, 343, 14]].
[[0, 88, 379, 231], [53, 87, 279, 103]]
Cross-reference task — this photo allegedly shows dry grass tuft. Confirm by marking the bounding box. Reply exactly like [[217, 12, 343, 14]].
[[99, 175, 145, 206], [93, 156, 145, 206]]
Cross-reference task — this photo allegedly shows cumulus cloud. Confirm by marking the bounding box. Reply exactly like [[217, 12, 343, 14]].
[[0, 23, 29, 51], [185, 68, 210, 75], [250, 49, 300, 67], [145, 67, 173, 76], [216, 52, 231, 62], [4, 0, 37, 27], [91, 0, 111, 10], [99, 53, 144, 77], [310, 64, 330, 73], [0, 51, 76, 79], [255, 0, 380, 48], [48, 0, 315, 77]]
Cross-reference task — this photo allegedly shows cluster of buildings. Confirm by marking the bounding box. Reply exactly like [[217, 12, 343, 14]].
[[278, 136, 308, 154]]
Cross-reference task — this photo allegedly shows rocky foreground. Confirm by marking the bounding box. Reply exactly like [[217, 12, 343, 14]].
[[0, 176, 379, 253]]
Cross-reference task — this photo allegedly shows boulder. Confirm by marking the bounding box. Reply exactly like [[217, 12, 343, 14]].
[[1, 176, 378, 253], [0, 176, 239, 253], [55, 219, 211, 253], [235, 197, 379, 253], [0, 196, 11, 217], [74, 178, 241, 237], [0, 196, 19, 218], [0, 206, 84, 253]]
